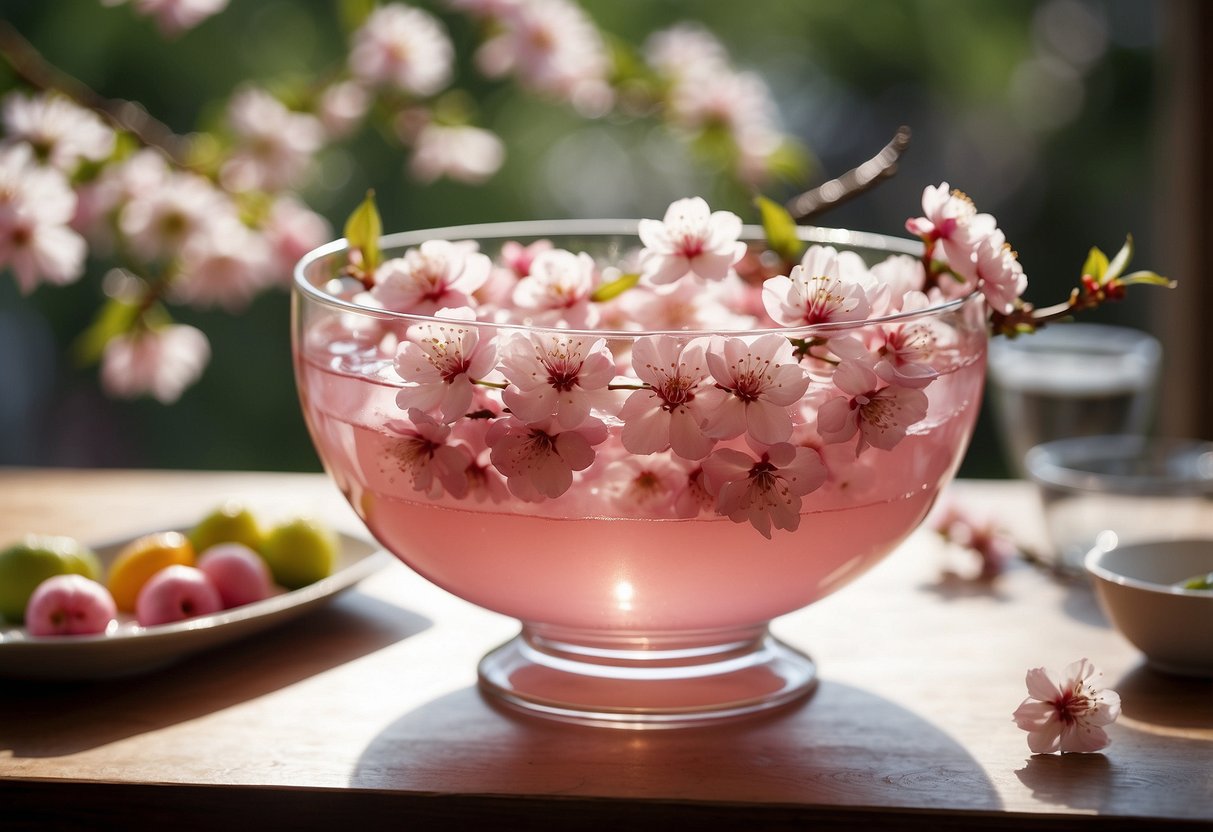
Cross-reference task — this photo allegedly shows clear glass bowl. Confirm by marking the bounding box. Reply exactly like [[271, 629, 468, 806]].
[[1026, 435, 1213, 574], [292, 220, 989, 727]]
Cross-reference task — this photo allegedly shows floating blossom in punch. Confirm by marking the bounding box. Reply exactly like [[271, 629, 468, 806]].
[[395, 308, 499, 423], [697, 333, 811, 445], [487, 415, 608, 501], [370, 240, 492, 315], [384, 410, 474, 499], [511, 248, 598, 327], [619, 335, 715, 459], [816, 345, 930, 454], [1012, 658, 1121, 754], [499, 331, 615, 428], [762, 245, 873, 327], [701, 440, 826, 538], [638, 196, 747, 285]]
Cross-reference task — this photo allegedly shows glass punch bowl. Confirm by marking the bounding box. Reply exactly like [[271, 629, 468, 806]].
[[292, 220, 988, 728]]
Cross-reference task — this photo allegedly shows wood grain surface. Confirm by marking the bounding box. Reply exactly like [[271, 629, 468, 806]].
[[0, 469, 1209, 830]]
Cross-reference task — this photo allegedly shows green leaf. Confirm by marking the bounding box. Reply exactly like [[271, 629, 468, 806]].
[[1081, 246, 1109, 281], [344, 190, 382, 273], [338, 0, 375, 32], [1104, 234, 1134, 282], [72, 299, 141, 367], [590, 272, 640, 303], [1119, 270, 1176, 288], [754, 194, 804, 264], [764, 139, 814, 185]]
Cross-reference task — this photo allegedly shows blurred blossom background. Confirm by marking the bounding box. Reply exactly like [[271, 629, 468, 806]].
[[0, 0, 1192, 475]]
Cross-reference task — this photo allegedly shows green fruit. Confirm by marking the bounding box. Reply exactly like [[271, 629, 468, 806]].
[[259, 518, 338, 590], [188, 502, 264, 555], [0, 535, 99, 623]]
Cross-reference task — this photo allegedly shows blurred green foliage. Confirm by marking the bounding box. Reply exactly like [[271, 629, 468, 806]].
[[0, 0, 1163, 475]]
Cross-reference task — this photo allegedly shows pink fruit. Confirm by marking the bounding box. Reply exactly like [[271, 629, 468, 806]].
[[197, 543, 273, 609], [25, 574, 118, 637], [135, 565, 223, 627]]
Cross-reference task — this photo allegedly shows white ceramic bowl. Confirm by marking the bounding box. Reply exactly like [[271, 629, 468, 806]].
[[1084, 539, 1213, 677]]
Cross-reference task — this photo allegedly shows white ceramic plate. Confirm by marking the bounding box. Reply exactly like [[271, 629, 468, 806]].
[[0, 531, 393, 680]]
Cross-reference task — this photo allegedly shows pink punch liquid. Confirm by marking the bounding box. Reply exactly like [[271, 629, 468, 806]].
[[297, 341, 985, 633]]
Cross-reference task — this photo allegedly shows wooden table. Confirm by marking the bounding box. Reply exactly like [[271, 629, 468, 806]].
[[0, 469, 1209, 830]]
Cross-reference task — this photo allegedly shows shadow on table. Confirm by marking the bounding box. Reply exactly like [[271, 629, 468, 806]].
[[0, 590, 430, 757], [1114, 661, 1213, 730], [349, 680, 1003, 816]]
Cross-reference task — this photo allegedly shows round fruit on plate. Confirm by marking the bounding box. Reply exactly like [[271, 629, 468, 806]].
[[135, 564, 224, 627], [106, 531, 196, 613], [188, 502, 265, 555], [25, 574, 118, 636], [259, 518, 338, 590], [0, 535, 101, 624]]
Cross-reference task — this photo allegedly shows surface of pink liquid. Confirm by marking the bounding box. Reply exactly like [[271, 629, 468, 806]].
[[298, 344, 985, 633]]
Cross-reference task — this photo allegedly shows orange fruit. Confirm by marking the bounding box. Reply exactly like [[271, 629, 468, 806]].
[[106, 531, 195, 612]]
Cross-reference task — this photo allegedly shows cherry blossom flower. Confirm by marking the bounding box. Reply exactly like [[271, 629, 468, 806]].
[[172, 218, 273, 312], [370, 240, 492, 315], [672, 464, 714, 518], [384, 410, 473, 499], [619, 335, 715, 459], [349, 3, 454, 97], [475, 0, 614, 115], [409, 123, 506, 185], [638, 196, 747, 285], [219, 87, 324, 193], [616, 277, 756, 332], [102, 0, 230, 36], [602, 454, 684, 514], [762, 245, 874, 327], [395, 309, 499, 422], [701, 441, 826, 538], [953, 228, 1028, 315], [696, 333, 810, 445], [99, 323, 211, 404], [869, 254, 927, 313], [500, 239, 553, 279], [816, 351, 930, 453], [0, 145, 87, 293], [1, 92, 115, 173], [511, 248, 597, 327], [487, 415, 607, 501], [931, 498, 1016, 580], [118, 170, 234, 262], [1013, 658, 1121, 754], [644, 23, 729, 80], [72, 149, 170, 245], [499, 331, 615, 428], [316, 81, 371, 140], [905, 182, 996, 275], [261, 195, 332, 281], [876, 294, 948, 388]]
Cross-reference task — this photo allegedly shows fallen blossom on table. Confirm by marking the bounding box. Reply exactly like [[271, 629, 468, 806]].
[[1012, 658, 1121, 754]]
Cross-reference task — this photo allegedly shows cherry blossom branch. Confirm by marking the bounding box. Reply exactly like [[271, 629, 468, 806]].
[[785, 125, 912, 222], [0, 20, 192, 166]]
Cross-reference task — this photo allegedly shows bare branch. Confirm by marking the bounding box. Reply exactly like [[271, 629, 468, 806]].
[[0, 19, 193, 166], [785, 125, 912, 223]]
